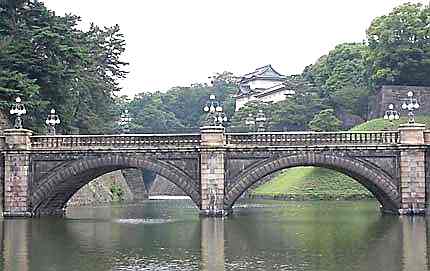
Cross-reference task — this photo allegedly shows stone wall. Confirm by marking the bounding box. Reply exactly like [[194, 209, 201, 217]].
[[370, 85, 430, 119], [149, 174, 185, 196], [0, 156, 3, 217], [0, 111, 10, 134], [67, 170, 133, 207], [399, 148, 426, 213], [121, 169, 150, 200], [66, 169, 187, 207]]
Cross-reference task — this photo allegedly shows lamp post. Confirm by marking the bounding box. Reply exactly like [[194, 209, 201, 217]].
[[245, 113, 255, 131], [383, 103, 399, 130], [383, 104, 400, 122], [119, 109, 132, 134], [9, 97, 26, 129], [401, 91, 420, 124], [203, 95, 227, 126], [45, 109, 60, 135], [255, 110, 267, 132]]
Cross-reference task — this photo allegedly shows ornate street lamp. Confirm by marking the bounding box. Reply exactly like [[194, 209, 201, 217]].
[[203, 94, 227, 126], [119, 109, 132, 133], [9, 97, 26, 129], [45, 109, 60, 135], [401, 91, 419, 124], [255, 110, 267, 132], [245, 113, 256, 131], [383, 104, 400, 122]]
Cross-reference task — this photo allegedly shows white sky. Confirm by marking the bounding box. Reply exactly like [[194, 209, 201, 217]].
[[42, 0, 428, 96]]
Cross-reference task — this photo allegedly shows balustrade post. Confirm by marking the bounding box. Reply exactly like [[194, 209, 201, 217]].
[[199, 126, 228, 216], [2, 129, 33, 217], [398, 123, 427, 215]]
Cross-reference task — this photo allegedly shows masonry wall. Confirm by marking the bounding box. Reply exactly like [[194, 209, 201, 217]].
[[0, 156, 3, 216], [68, 170, 133, 207], [400, 148, 426, 213], [121, 169, 150, 200], [149, 174, 186, 196], [0, 111, 9, 135], [370, 85, 430, 119]]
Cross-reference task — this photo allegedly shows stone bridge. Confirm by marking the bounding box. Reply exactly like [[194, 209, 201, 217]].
[[0, 124, 428, 217]]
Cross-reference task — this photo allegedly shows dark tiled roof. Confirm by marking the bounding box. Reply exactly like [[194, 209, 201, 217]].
[[240, 64, 286, 82]]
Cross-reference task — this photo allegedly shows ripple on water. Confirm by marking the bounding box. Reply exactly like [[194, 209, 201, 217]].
[[114, 218, 176, 224], [112, 255, 199, 271]]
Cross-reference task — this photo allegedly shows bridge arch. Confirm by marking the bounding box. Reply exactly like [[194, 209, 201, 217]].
[[31, 155, 200, 215], [225, 152, 400, 213]]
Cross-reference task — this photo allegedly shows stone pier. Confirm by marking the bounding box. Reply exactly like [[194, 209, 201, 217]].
[[200, 126, 228, 216], [399, 124, 427, 215], [3, 129, 32, 217]]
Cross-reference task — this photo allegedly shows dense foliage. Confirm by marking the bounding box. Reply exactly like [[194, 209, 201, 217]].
[[308, 109, 342, 132], [1, 2, 429, 135], [366, 3, 430, 86], [127, 72, 237, 133], [0, 0, 128, 133]]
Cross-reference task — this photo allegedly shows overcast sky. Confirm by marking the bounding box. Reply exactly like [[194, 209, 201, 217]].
[[43, 0, 427, 96]]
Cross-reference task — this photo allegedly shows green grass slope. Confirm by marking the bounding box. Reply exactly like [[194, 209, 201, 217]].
[[350, 115, 430, 131], [252, 167, 373, 200], [252, 115, 430, 200]]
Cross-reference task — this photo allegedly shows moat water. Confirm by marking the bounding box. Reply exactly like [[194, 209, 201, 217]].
[[0, 199, 428, 271]]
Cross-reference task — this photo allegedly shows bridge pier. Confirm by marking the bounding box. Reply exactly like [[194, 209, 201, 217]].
[[399, 124, 427, 215], [3, 129, 32, 217], [199, 126, 229, 216]]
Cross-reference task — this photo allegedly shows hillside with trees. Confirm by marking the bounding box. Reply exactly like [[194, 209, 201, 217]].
[[0, 0, 128, 134], [1, 2, 429, 136]]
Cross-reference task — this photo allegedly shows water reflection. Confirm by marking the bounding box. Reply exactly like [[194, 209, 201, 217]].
[[0, 200, 428, 271], [1, 219, 30, 271], [201, 217, 224, 271], [401, 216, 428, 271]]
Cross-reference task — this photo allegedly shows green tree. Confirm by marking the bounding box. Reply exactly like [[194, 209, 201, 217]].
[[303, 43, 370, 93], [267, 77, 329, 131], [128, 72, 238, 133], [229, 101, 272, 132], [0, 1, 128, 133], [330, 85, 370, 118], [308, 109, 342, 132], [366, 3, 430, 86]]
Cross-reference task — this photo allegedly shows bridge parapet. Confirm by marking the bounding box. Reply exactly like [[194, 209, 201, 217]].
[[225, 131, 399, 146], [424, 130, 430, 144], [0, 136, 4, 150], [30, 134, 201, 150]]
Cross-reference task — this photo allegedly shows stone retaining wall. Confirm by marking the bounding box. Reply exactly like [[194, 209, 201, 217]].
[[149, 174, 185, 196], [67, 170, 133, 207], [370, 85, 430, 119]]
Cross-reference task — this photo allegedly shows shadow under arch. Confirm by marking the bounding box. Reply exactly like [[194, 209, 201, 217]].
[[31, 155, 200, 215], [225, 152, 400, 213]]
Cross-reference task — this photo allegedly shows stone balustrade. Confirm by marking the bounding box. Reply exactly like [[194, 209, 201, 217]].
[[30, 134, 201, 150], [424, 131, 430, 144], [225, 131, 399, 146], [21, 131, 401, 151]]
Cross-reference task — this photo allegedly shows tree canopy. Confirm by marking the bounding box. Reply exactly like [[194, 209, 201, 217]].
[[303, 43, 370, 93], [366, 3, 430, 86], [0, 0, 128, 133], [127, 72, 237, 133], [308, 109, 342, 132], [2, 2, 429, 135]]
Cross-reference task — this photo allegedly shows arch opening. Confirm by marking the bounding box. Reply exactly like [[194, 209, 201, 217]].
[[31, 156, 200, 216], [225, 153, 400, 213]]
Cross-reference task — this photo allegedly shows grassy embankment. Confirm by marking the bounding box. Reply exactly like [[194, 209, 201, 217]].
[[251, 115, 430, 200]]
